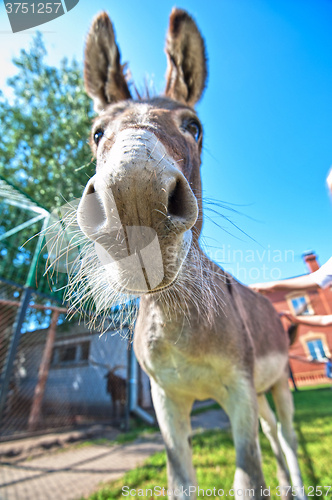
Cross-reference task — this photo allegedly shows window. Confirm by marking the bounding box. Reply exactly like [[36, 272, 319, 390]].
[[286, 293, 313, 316], [300, 332, 330, 361], [51, 341, 90, 368], [81, 341, 90, 361], [59, 346, 76, 363], [307, 339, 326, 361], [291, 296, 310, 315]]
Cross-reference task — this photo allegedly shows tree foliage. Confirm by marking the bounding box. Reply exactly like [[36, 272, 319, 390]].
[[0, 33, 95, 211]]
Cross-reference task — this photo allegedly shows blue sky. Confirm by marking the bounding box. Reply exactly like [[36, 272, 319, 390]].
[[0, 0, 331, 284]]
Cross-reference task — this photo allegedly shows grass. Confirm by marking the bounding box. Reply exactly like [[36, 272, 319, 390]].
[[83, 387, 332, 500], [113, 425, 159, 445], [191, 402, 220, 416], [75, 405, 219, 451], [294, 383, 332, 391], [64, 421, 160, 452]]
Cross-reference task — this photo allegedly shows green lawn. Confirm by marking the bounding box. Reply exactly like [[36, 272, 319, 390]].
[[85, 388, 332, 500]]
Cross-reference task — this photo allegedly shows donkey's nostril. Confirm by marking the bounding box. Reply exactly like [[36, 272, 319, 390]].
[[167, 172, 198, 230], [168, 179, 186, 218], [166, 175, 198, 231], [86, 183, 95, 195], [77, 179, 107, 239]]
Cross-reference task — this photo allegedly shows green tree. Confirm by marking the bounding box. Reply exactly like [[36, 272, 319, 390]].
[[0, 34, 95, 299], [0, 32, 95, 211]]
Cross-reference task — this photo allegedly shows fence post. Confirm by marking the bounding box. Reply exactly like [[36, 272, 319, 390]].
[[28, 310, 60, 432], [0, 287, 32, 426], [289, 363, 298, 392], [125, 338, 132, 432]]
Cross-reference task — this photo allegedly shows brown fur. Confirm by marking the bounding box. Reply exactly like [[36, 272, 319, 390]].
[[84, 12, 131, 112], [90, 98, 204, 240], [75, 9, 307, 500], [105, 367, 126, 418], [165, 9, 207, 106], [288, 323, 299, 346]]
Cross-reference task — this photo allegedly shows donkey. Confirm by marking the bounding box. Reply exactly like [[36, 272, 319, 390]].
[[89, 358, 126, 418], [104, 365, 127, 418], [75, 9, 306, 500]]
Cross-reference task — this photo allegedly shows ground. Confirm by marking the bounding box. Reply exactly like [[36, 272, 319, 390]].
[[85, 387, 332, 500], [0, 387, 331, 500], [0, 403, 229, 500]]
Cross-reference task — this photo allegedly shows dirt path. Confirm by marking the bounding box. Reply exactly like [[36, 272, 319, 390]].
[[0, 408, 229, 500]]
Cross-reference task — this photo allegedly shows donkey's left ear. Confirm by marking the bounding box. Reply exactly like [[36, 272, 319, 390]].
[[84, 12, 131, 113], [165, 8, 207, 107]]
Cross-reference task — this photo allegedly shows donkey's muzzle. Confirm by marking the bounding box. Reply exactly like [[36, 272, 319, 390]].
[[77, 129, 198, 292]]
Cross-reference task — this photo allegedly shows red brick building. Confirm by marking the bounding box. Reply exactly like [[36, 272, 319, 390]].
[[268, 252, 332, 387]]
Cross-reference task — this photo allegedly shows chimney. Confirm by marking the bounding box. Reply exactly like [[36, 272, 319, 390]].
[[302, 251, 320, 273]]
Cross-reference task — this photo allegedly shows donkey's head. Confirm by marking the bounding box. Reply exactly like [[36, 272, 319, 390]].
[[77, 9, 207, 295]]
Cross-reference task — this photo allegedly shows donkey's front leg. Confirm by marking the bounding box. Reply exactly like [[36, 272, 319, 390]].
[[151, 379, 196, 499], [223, 381, 269, 500]]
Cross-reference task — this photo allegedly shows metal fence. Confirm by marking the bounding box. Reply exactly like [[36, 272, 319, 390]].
[[0, 177, 153, 442], [0, 277, 152, 441]]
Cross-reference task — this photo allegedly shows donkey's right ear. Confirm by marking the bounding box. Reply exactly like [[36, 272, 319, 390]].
[[84, 12, 131, 113], [165, 8, 207, 107]]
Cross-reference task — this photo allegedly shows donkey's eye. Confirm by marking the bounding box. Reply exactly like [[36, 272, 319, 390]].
[[94, 129, 104, 146], [183, 120, 201, 142]]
